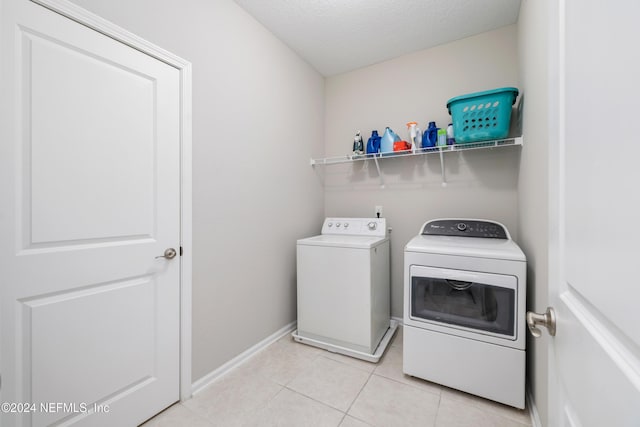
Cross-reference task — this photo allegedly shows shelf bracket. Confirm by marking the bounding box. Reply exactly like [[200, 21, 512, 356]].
[[372, 156, 385, 188], [439, 148, 447, 187]]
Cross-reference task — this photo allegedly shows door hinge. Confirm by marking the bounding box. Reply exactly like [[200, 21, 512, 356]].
[[179, 246, 183, 256]]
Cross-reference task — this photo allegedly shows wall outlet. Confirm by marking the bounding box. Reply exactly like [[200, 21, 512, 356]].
[[375, 205, 383, 218]]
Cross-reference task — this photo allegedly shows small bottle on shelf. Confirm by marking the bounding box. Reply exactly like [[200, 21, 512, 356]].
[[447, 123, 455, 145], [437, 128, 447, 147], [352, 131, 364, 155], [406, 122, 422, 153]]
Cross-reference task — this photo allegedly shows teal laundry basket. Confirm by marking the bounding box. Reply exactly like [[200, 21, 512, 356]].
[[447, 87, 519, 143]]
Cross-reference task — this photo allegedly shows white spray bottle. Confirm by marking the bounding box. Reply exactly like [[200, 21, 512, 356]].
[[406, 122, 422, 153]]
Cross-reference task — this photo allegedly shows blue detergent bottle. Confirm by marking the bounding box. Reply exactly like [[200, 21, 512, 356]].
[[366, 130, 381, 154], [423, 121, 438, 148]]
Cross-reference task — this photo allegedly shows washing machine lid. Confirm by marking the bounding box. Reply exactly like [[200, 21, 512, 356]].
[[405, 234, 525, 261], [297, 234, 388, 249]]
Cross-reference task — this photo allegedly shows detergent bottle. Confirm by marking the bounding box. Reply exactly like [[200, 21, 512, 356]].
[[366, 130, 381, 154], [423, 121, 438, 148], [380, 127, 400, 154]]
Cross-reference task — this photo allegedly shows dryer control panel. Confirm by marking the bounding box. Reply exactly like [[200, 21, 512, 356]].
[[421, 219, 508, 239]]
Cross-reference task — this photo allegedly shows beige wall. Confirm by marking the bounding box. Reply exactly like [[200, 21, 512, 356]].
[[324, 25, 520, 317], [69, 0, 325, 382], [517, 0, 549, 424]]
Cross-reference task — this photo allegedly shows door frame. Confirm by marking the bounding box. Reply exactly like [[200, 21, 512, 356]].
[[546, 0, 564, 423], [28, 0, 194, 401]]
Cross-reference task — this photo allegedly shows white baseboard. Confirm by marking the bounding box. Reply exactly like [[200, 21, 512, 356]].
[[190, 320, 297, 396], [526, 387, 543, 427]]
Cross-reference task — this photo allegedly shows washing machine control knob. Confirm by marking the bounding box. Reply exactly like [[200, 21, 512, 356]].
[[368, 222, 377, 230], [344, 223, 349, 228], [328, 222, 333, 227], [457, 222, 467, 231], [336, 223, 341, 227]]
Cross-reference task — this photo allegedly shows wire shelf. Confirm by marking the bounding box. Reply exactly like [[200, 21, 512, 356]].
[[310, 136, 523, 166], [310, 136, 522, 187]]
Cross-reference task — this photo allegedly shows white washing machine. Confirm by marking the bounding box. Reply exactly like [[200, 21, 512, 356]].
[[293, 217, 398, 362], [403, 219, 526, 408]]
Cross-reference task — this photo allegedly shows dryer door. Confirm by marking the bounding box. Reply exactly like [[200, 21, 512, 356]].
[[409, 266, 518, 341]]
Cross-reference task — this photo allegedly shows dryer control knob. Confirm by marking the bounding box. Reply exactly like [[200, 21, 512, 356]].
[[344, 223, 349, 228], [328, 222, 333, 227], [368, 222, 377, 230], [457, 222, 467, 231], [336, 223, 341, 227]]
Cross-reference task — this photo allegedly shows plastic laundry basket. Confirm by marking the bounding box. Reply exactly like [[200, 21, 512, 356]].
[[447, 87, 519, 143]]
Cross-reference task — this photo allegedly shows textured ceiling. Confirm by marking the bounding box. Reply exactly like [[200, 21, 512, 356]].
[[232, 0, 521, 76]]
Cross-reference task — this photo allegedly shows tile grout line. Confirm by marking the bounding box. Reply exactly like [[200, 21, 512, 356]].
[[432, 392, 444, 427], [343, 368, 375, 422], [441, 388, 532, 425], [282, 382, 352, 417], [241, 339, 347, 420], [319, 353, 377, 374], [180, 403, 218, 427], [370, 370, 442, 397], [439, 389, 533, 426], [282, 347, 379, 425], [279, 354, 375, 424], [235, 383, 288, 426]]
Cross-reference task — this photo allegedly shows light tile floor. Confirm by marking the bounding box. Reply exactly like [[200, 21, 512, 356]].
[[142, 327, 532, 427]]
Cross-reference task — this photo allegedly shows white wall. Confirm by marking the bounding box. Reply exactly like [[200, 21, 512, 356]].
[[517, 1, 549, 424], [69, 0, 325, 382], [324, 25, 520, 317]]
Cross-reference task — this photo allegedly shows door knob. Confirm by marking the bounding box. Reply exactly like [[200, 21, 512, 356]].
[[155, 248, 177, 260], [526, 307, 556, 338]]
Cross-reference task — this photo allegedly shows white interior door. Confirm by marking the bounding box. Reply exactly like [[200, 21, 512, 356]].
[[547, 1, 640, 425], [0, 0, 182, 425]]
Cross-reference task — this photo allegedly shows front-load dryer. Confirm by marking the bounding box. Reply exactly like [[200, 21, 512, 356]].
[[293, 217, 397, 362], [403, 218, 526, 408]]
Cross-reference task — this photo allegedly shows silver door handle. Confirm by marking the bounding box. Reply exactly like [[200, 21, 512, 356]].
[[155, 248, 177, 260], [526, 307, 556, 338]]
